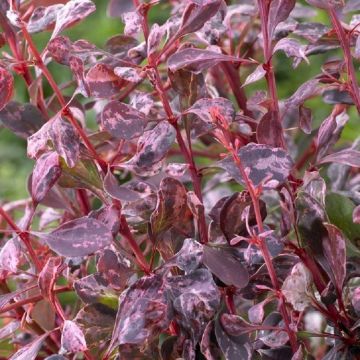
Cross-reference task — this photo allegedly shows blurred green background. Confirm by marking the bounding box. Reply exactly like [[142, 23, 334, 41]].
[[0, 2, 358, 200]]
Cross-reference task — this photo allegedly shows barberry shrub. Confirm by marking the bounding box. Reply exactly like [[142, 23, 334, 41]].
[[1, 0, 360, 358]]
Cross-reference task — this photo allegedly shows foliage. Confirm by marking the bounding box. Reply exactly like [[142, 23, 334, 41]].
[[1, 0, 360, 359]]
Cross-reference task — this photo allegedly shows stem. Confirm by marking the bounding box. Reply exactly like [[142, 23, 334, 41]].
[[119, 215, 150, 274], [328, 7, 360, 114], [257, 0, 286, 148], [20, 24, 106, 170], [0, 206, 41, 272]]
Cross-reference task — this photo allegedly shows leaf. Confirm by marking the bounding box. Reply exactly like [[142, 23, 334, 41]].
[[184, 97, 235, 125], [47, 36, 72, 65], [38, 217, 113, 257], [298, 105, 312, 134], [61, 320, 87, 353], [217, 143, 293, 189], [267, 0, 296, 40], [9, 333, 48, 360], [49, 115, 80, 168], [353, 205, 360, 224], [103, 171, 140, 202], [0, 320, 20, 341], [284, 79, 319, 109], [259, 313, 289, 348], [27, 121, 52, 159], [86, 63, 123, 98], [147, 23, 165, 56], [325, 193, 360, 244], [168, 48, 250, 73], [114, 67, 143, 82], [282, 262, 312, 311], [200, 321, 223, 360], [107, 0, 134, 17], [214, 316, 252, 360], [273, 38, 308, 63], [121, 11, 142, 37], [322, 223, 346, 291], [0, 101, 45, 138], [318, 149, 360, 168], [256, 111, 284, 148], [111, 275, 170, 347], [31, 152, 62, 204], [242, 65, 266, 87], [0, 66, 13, 111], [51, 0, 96, 40], [150, 177, 188, 235], [322, 89, 354, 105], [176, 0, 223, 40], [203, 246, 249, 289], [0, 238, 21, 273], [38, 257, 63, 301], [27, 4, 63, 33], [165, 269, 220, 342], [101, 100, 146, 140], [127, 121, 175, 172], [69, 55, 90, 97]]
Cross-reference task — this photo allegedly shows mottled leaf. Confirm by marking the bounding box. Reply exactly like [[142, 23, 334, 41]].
[[147, 23, 165, 56], [0, 66, 13, 111], [121, 11, 142, 37], [323, 89, 354, 105], [242, 65, 266, 87], [318, 149, 360, 168], [267, 0, 296, 40], [256, 111, 284, 148], [168, 48, 250, 73], [203, 246, 249, 289], [38, 257, 62, 301], [9, 333, 48, 360], [61, 320, 87, 353], [0, 101, 45, 138], [47, 35, 72, 65], [298, 105, 312, 134], [114, 66, 143, 83], [0, 320, 20, 341], [273, 38, 308, 63], [103, 171, 140, 202], [27, 5, 63, 33], [31, 151, 62, 204], [218, 143, 293, 189], [101, 100, 146, 140], [38, 217, 112, 257], [0, 238, 21, 273]]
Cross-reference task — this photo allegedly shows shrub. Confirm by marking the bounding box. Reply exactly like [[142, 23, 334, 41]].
[[1, 0, 360, 358]]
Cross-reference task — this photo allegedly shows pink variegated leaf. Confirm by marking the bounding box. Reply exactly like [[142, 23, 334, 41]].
[[318, 149, 360, 168], [61, 320, 87, 353], [38, 257, 63, 301], [0, 66, 13, 111], [9, 334, 48, 360], [27, 4, 63, 33]]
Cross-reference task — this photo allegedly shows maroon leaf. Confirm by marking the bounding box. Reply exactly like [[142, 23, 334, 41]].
[[256, 111, 284, 148], [218, 143, 293, 189], [0, 101, 45, 139], [61, 320, 87, 353], [9, 333, 48, 360], [51, 0, 96, 40], [203, 246, 249, 288], [38, 257, 63, 301], [101, 100, 146, 140], [121, 11, 142, 37], [31, 152, 62, 204], [38, 217, 113, 257], [103, 171, 140, 202], [0, 66, 13, 111], [47, 36, 72, 65], [168, 48, 251, 73], [49, 115, 80, 168], [323, 223, 346, 291], [27, 121, 52, 159], [69, 55, 90, 97], [318, 149, 360, 168], [86, 63, 123, 98], [114, 67, 143, 82]]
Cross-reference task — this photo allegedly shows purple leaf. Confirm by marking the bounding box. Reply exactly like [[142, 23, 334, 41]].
[[318, 149, 360, 167], [38, 257, 62, 301], [114, 66, 143, 82], [47, 36, 72, 65], [0, 320, 20, 342], [61, 320, 87, 353], [168, 48, 251, 73], [147, 23, 165, 56], [0, 66, 13, 111], [293, 22, 329, 43], [69, 55, 90, 97], [27, 5, 63, 33], [9, 334, 48, 360], [298, 105, 312, 134], [256, 111, 284, 148], [218, 143, 293, 189], [203, 246, 249, 288], [31, 152, 62, 204], [38, 217, 113, 257], [0, 238, 21, 273], [284, 79, 319, 109], [86, 63, 123, 98], [51, 0, 96, 40], [267, 0, 296, 39], [242, 65, 266, 87], [273, 38, 308, 63], [121, 11, 142, 37], [107, 0, 134, 17], [27, 121, 52, 159], [322, 89, 353, 105], [184, 97, 235, 125], [101, 100, 146, 140], [323, 223, 346, 291], [49, 115, 80, 168], [200, 321, 223, 360], [0, 101, 45, 139], [103, 171, 140, 202], [111, 275, 170, 347]]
